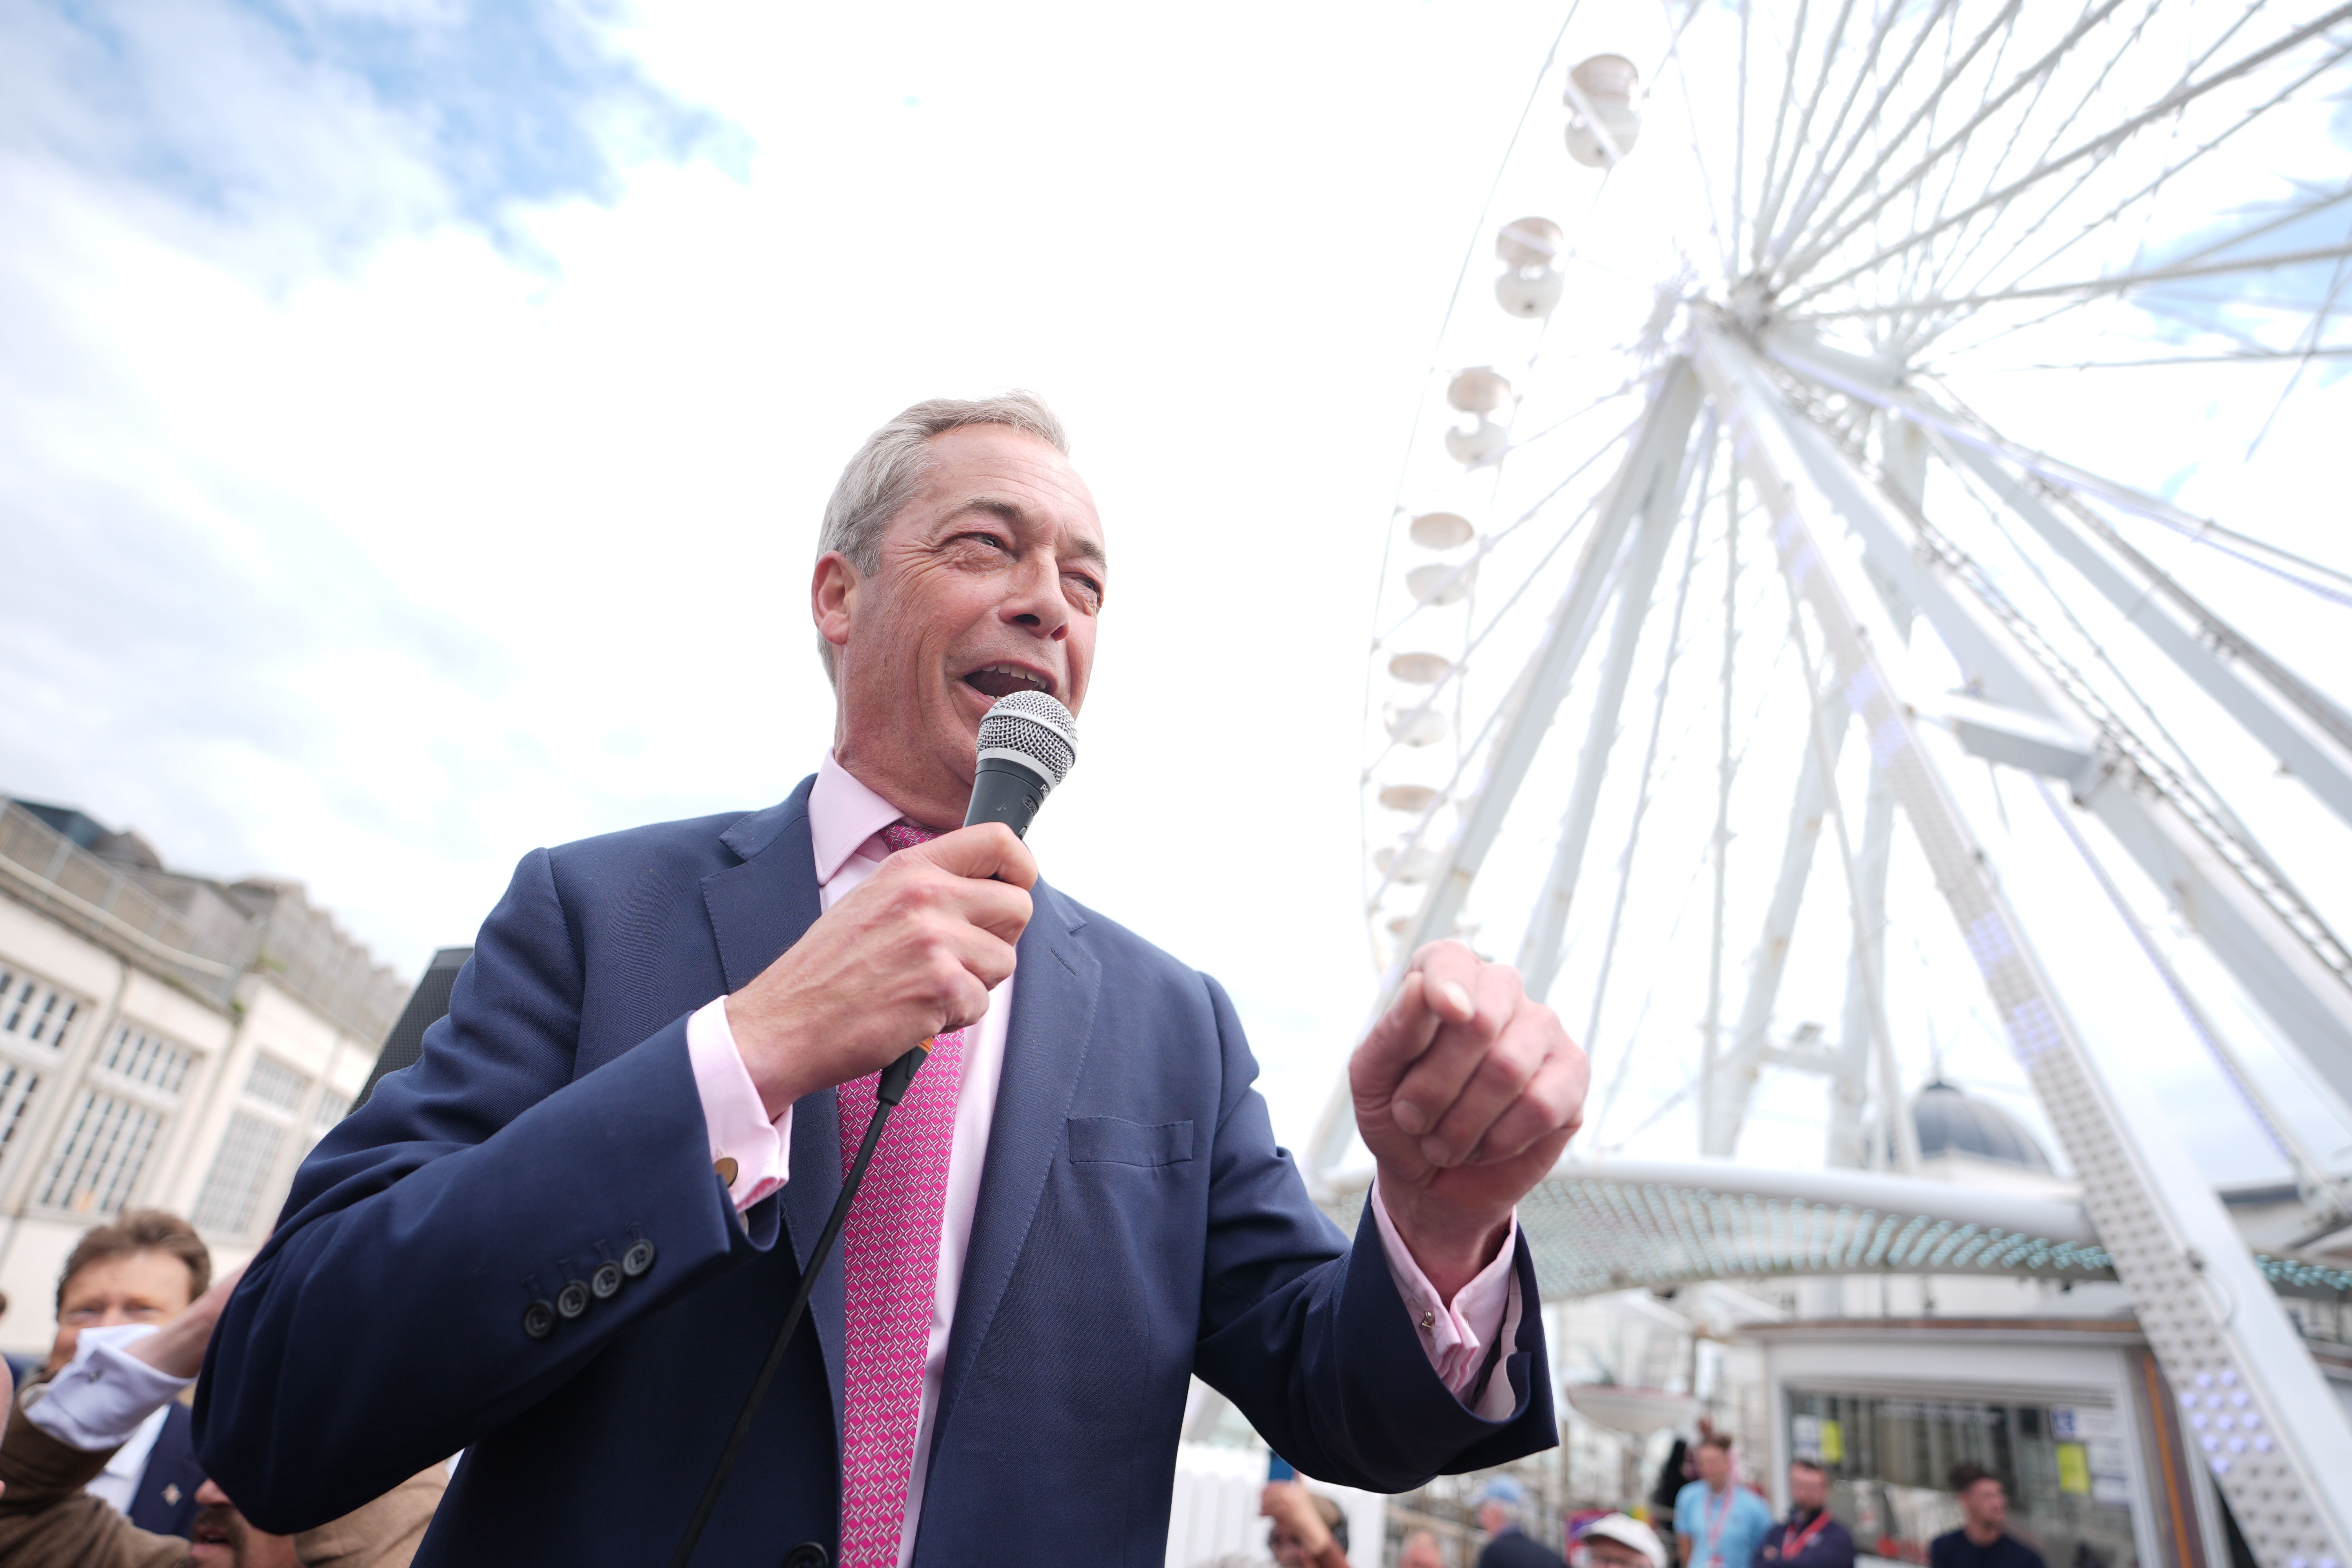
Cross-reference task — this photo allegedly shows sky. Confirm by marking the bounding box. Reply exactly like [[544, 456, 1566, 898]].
[[2, 0, 2347, 1186]]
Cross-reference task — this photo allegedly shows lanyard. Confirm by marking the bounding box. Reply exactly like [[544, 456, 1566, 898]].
[[1702, 1487, 1735, 1562], [1780, 1510, 1832, 1561]]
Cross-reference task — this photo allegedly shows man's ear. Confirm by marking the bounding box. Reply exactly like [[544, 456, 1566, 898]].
[[812, 552, 859, 657]]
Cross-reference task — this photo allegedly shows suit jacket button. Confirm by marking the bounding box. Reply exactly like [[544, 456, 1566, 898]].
[[622, 1240, 657, 1278], [556, 1281, 590, 1319], [783, 1544, 829, 1568], [522, 1300, 556, 1339], [591, 1261, 623, 1299]]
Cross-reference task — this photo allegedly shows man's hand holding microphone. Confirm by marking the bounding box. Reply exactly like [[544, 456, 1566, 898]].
[[723, 824, 1036, 1120]]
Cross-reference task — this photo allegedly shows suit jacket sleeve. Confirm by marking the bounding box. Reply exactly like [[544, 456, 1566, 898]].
[[1188, 976, 1555, 1490], [193, 848, 781, 1533]]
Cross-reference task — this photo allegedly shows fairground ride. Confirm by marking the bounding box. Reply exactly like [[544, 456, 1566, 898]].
[[1300, 5, 2352, 1565]]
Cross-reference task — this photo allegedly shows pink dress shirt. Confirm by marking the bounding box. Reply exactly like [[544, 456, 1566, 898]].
[[687, 754, 1520, 1565]]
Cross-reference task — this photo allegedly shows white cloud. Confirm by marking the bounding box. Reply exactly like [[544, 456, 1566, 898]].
[[1, 0, 2344, 1181]]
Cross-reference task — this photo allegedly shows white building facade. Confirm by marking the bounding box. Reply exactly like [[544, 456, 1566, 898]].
[[0, 798, 404, 1359]]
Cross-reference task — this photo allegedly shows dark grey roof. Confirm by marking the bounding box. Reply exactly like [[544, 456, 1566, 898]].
[[1914, 1080, 2054, 1172]]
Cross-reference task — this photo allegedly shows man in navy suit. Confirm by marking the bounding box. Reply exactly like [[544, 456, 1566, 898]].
[[195, 393, 1589, 1565]]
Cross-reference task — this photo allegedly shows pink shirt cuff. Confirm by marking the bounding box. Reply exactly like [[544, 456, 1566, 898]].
[[686, 996, 791, 1210], [1370, 1180, 1523, 1419]]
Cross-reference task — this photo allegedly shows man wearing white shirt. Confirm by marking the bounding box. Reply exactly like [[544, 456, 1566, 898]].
[[42, 1212, 212, 1536], [200, 392, 1589, 1566], [0, 1263, 445, 1566]]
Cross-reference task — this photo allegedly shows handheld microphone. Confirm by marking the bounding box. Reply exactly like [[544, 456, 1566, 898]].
[[964, 688, 1080, 838], [670, 692, 1078, 1568]]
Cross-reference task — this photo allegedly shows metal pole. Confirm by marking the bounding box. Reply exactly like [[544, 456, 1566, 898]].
[[1700, 465, 1740, 1154], [1519, 414, 1713, 1000]]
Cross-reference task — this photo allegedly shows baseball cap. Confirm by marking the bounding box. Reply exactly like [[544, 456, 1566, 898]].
[[1578, 1512, 1668, 1568], [1476, 1476, 1530, 1508]]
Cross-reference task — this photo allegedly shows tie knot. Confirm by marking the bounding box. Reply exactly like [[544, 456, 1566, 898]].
[[878, 820, 941, 855]]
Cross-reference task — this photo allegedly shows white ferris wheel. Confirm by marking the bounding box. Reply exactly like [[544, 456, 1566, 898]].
[[1299, 3, 2352, 1563]]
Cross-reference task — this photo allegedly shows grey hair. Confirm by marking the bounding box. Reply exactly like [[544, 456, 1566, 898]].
[[814, 391, 1070, 682]]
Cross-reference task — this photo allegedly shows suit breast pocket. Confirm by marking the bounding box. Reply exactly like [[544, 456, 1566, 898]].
[[1065, 1116, 1195, 1167]]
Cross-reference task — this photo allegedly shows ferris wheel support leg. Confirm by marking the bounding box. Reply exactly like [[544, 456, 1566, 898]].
[[1747, 332, 2352, 1128], [1697, 320, 2352, 1568], [1307, 360, 1704, 1191], [1937, 436, 2352, 833], [1519, 413, 1717, 1002], [1703, 704, 1845, 1158], [1828, 761, 1896, 1169]]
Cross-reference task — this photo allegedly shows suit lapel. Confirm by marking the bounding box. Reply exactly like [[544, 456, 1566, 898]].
[[926, 881, 1102, 1464], [699, 776, 846, 1421]]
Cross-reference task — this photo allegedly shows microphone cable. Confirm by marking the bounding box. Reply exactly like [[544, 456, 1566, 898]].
[[664, 1041, 927, 1568]]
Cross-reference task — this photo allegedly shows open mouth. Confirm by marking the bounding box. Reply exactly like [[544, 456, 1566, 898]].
[[191, 1510, 238, 1548], [961, 663, 1056, 702]]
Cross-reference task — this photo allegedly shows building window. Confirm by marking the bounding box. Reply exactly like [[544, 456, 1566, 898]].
[[36, 1092, 167, 1217], [0, 1061, 41, 1162], [98, 1026, 196, 1097], [243, 1054, 308, 1112], [0, 969, 81, 1049], [312, 1090, 351, 1136], [192, 1111, 289, 1237], [31, 1022, 199, 1218]]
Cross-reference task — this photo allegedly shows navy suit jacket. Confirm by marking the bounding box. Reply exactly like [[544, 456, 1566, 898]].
[[194, 778, 1555, 1563], [129, 1401, 205, 1538]]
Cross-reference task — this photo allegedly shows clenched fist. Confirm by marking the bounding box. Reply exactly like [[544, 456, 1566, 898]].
[[725, 822, 1036, 1118], [1350, 940, 1588, 1297]]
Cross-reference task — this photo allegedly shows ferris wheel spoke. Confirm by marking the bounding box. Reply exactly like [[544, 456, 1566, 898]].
[[1748, 0, 1817, 270], [1520, 415, 1718, 1001], [1890, 0, 2037, 292], [2244, 232, 2352, 459], [1951, 47, 2352, 315], [1784, 8, 2352, 307], [1797, 240, 2352, 319], [1657, 0, 1734, 275], [1771, 0, 2080, 289], [1942, 345, 2352, 373], [1789, 0, 2215, 293], [1762, 0, 1959, 272], [1909, 0, 2163, 310], [1749, 0, 1862, 275], [1577, 451, 1718, 1061], [1378, 367, 1706, 973]]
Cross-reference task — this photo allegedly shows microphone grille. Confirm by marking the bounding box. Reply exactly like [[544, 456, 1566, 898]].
[[977, 690, 1079, 790]]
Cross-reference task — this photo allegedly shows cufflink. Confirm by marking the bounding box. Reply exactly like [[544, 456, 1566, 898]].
[[1420, 1308, 1437, 1330], [715, 1156, 739, 1187]]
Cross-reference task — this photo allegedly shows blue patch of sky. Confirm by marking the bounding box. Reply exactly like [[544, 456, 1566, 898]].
[[2120, 74, 2352, 349], [13, 0, 742, 249]]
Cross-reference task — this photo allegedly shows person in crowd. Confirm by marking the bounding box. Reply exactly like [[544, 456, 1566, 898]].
[[0, 1263, 445, 1566], [1650, 1437, 1692, 1517], [1675, 1434, 1772, 1568], [1260, 1479, 1349, 1568], [1575, 1513, 1669, 1568], [1476, 1475, 1569, 1568], [45, 1211, 212, 1535], [1929, 1464, 2047, 1568], [1399, 1526, 1450, 1568], [0, 1288, 35, 1394], [1758, 1461, 1854, 1568]]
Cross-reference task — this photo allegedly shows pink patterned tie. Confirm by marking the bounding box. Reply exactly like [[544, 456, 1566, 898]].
[[834, 820, 968, 1567]]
